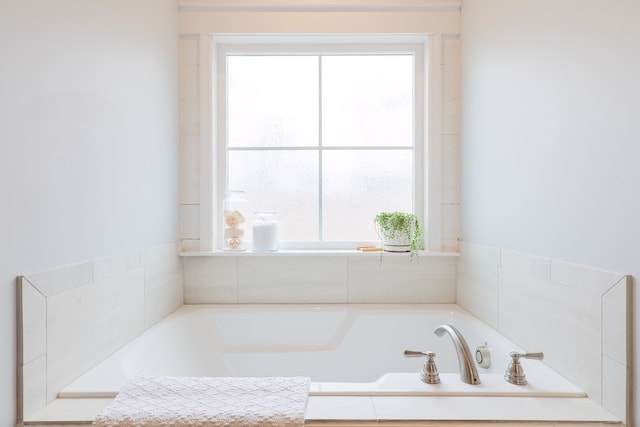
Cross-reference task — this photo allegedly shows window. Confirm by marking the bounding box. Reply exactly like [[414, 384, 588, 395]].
[[217, 39, 425, 249]]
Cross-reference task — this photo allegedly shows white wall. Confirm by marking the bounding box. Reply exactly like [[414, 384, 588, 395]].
[[460, 0, 640, 423], [0, 1, 179, 425]]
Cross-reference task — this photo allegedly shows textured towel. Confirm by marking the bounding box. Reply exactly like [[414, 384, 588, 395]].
[[93, 376, 311, 427]]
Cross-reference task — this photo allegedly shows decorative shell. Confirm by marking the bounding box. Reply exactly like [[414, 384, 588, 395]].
[[224, 210, 245, 228]]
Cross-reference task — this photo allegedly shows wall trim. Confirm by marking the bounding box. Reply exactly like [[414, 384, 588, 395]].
[[178, 1, 462, 12], [426, 34, 443, 251]]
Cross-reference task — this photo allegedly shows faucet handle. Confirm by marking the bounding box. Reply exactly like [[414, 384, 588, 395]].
[[404, 350, 440, 384], [505, 351, 544, 385], [510, 351, 544, 361], [404, 350, 434, 358]]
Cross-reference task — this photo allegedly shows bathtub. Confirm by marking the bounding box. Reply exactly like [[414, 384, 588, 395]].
[[59, 304, 584, 399]]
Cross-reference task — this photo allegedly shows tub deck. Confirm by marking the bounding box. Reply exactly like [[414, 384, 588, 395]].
[[25, 304, 621, 426], [25, 394, 621, 426]]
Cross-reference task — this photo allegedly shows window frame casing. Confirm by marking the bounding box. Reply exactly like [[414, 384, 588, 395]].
[[197, 34, 444, 252]]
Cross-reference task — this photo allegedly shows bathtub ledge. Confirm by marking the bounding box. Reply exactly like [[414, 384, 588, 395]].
[[310, 372, 586, 397], [23, 396, 620, 426], [180, 249, 460, 257]]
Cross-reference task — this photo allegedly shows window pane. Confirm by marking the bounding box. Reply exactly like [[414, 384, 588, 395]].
[[322, 55, 414, 148], [228, 150, 319, 241], [227, 56, 319, 148], [322, 150, 413, 241], [224, 50, 418, 247]]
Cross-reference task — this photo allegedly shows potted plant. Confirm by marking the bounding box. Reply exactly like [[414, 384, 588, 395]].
[[374, 211, 424, 260]]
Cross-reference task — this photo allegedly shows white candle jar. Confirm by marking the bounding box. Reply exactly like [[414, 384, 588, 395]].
[[222, 191, 247, 251], [252, 211, 279, 252]]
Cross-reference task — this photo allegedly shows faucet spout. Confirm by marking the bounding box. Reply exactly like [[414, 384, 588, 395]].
[[434, 324, 481, 385]]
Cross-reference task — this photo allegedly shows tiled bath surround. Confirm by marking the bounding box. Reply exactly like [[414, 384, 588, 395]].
[[17, 243, 184, 422], [180, 244, 630, 423], [456, 241, 630, 425], [18, 243, 629, 424]]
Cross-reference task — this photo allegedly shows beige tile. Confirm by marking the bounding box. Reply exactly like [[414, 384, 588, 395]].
[[442, 98, 460, 134], [181, 134, 200, 171], [181, 169, 200, 204], [371, 396, 619, 422], [19, 278, 47, 365], [441, 204, 460, 242], [602, 356, 627, 424], [498, 269, 602, 403], [46, 270, 145, 400], [180, 239, 201, 252], [441, 239, 459, 252], [443, 55, 461, 101], [179, 36, 200, 136], [348, 256, 455, 303], [24, 261, 93, 297], [238, 256, 348, 303], [93, 250, 142, 282], [457, 241, 628, 425], [22, 355, 46, 419], [500, 249, 550, 280], [26, 398, 113, 423], [181, 205, 200, 240], [179, 34, 199, 66], [144, 257, 184, 328], [551, 260, 625, 296], [602, 276, 629, 365], [144, 242, 179, 266], [441, 134, 460, 204], [459, 241, 500, 267], [305, 396, 376, 421], [443, 35, 461, 67], [184, 256, 237, 303], [455, 258, 498, 328], [372, 396, 476, 420]]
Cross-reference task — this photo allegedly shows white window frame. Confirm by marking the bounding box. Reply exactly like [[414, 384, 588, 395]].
[[198, 34, 443, 252]]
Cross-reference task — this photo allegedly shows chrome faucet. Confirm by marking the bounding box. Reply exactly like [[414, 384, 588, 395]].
[[434, 324, 481, 385]]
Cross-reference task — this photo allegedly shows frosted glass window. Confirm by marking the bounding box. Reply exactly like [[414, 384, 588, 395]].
[[322, 56, 414, 148], [322, 150, 413, 241], [228, 151, 319, 241], [227, 56, 319, 148], [224, 51, 418, 245]]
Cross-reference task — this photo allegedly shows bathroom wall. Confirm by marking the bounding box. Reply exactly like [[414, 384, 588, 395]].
[[0, 1, 179, 425], [459, 0, 640, 424]]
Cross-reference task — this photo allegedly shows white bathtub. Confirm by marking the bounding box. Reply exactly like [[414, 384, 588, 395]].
[[59, 304, 584, 399]]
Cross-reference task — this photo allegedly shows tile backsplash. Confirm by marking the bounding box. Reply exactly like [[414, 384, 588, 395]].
[[456, 241, 629, 425], [17, 242, 183, 421], [183, 253, 457, 304]]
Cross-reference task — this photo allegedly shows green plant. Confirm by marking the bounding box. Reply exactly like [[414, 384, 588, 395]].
[[374, 211, 424, 260]]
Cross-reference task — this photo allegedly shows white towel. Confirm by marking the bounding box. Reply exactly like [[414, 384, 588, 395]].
[[93, 376, 311, 427]]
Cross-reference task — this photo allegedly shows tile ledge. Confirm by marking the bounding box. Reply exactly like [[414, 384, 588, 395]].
[[180, 250, 460, 257], [24, 396, 620, 426]]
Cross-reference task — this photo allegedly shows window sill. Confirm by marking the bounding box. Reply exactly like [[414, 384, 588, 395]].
[[179, 249, 459, 257]]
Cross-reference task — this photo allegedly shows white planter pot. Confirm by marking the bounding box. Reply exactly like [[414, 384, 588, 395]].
[[382, 230, 412, 252]]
